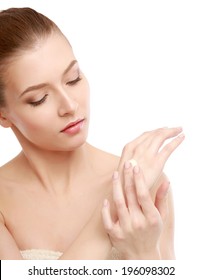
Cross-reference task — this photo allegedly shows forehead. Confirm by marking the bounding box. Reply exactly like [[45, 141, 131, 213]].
[[5, 33, 75, 94]]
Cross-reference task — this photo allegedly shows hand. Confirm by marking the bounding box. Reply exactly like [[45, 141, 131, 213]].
[[102, 162, 170, 259], [117, 127, 184, 189]]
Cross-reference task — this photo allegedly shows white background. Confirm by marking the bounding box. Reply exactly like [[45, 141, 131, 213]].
[[0, 0, 200, 264]]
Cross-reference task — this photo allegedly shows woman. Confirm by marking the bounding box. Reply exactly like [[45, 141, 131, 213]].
[[0, 7, 184, 260]]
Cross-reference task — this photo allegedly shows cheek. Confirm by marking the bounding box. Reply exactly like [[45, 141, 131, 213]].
[[80, 82, 90, 109], [9, 109, 53, 133]]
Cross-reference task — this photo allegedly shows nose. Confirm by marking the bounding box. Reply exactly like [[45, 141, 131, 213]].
[[57, 90, 78, 116]]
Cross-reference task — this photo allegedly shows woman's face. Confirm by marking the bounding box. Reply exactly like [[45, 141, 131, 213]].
[[2, 33, 90, 151]]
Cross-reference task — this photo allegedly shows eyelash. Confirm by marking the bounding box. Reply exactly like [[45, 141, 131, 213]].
[[66, 76, 82, 86], [29, 94, 48, 107], [29, 76, 82, 107]]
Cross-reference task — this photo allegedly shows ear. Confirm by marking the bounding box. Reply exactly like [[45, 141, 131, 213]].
[[0, 110, 12, 128]]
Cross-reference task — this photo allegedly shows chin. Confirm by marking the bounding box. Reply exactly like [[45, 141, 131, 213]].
[[57, 133, 88, 152], [65, 139, 87, 152]]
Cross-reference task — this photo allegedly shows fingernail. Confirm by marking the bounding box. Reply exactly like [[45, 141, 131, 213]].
[[133, 165, 140, 174], [124, 161, 130, 169], [113, 171, 119, 180]]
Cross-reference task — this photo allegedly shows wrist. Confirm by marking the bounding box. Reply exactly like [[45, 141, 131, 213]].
[[123, 248, 161, 260]]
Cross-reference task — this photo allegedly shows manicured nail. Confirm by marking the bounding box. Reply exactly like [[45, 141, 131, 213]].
[[113, 171, 119, 180], [124, 161, 131, 169], [133, 165, 140, 174]]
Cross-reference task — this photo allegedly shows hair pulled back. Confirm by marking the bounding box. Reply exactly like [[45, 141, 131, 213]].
[[0, 7, 61, 107]]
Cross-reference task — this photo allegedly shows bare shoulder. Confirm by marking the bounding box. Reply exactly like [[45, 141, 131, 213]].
[[0, 151, 26, 185], [0, 160, 17, 194], [86, 144, 120, 202], [0, 153, 20, 179], [0, 163, 12, 192], [87, 144, 120, 176], [0, 155, 23, 216], [0, 165, 10, 225]]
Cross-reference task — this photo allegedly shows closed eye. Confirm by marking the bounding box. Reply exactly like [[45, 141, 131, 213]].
[[67, 76, 82, 86], [29, 94, 48, 107]]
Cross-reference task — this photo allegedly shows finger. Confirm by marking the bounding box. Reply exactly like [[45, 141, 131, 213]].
[[102, 199, 124, 241], [148, 127, 183, 154], [117, 127, 175, 172], [124, 161, 141, 215], [102, 199, 114, 233], [133, 164, 157, 218], [155, 181, 170, 220], [112, 171, 129, 228], [159, 133, 185, 163]]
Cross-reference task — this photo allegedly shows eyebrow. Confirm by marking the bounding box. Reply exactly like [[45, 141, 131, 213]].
[[19, 59, 78, 98]]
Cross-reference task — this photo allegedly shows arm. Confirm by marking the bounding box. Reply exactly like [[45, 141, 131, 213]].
[[0, 213, 23, 260], [152, 173, 175, 259], [157, 186, 175, 259]]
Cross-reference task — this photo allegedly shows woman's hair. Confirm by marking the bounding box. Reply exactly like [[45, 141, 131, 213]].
[[0, 7, 62, 107]]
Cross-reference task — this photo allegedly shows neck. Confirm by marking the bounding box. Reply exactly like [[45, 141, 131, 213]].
[[18, 142, 94, 194]]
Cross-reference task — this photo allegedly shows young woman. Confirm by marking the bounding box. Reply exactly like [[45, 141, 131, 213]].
[[0, 7, 184, 260]]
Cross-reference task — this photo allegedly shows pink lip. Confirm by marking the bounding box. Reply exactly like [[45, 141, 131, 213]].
[[60, 119, 85, 135]]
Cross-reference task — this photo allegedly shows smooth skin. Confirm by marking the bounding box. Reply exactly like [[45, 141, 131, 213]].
[[102, 127, 184, 259], [0, 31, 184, 259]]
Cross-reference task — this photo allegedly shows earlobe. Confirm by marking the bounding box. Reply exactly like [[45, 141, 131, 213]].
[[0, 112, 12, 128]]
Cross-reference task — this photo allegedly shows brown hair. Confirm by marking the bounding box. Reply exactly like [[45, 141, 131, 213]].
[[0, 7, 62, 107]]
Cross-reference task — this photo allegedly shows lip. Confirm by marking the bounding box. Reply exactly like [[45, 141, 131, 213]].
[[60, 118, 85, 133]]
